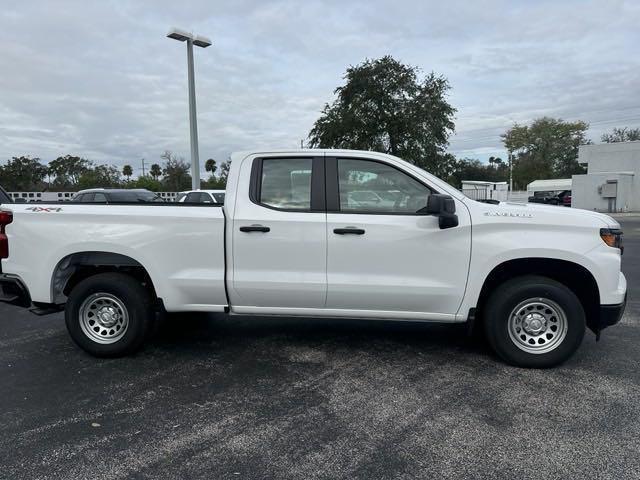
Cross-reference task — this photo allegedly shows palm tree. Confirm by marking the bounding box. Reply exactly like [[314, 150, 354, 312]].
[[205, 158, 216, 176], [150, 163, 162, 180], [122, 165, 133, 182]]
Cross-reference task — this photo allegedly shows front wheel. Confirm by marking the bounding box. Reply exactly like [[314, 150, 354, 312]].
[[484, 275, 585, 368], [65, 273, 154, 357]]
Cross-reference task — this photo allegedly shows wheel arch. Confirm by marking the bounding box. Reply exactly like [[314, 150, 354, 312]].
[[51, 251, 159, 304], [475, 257, 600, 333]]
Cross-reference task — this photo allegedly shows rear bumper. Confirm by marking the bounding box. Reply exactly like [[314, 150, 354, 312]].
[[0, 274, 31, 308]]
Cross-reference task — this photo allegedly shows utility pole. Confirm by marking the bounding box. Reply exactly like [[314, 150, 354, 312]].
[[509, 151, 514, 191], [140, 158, 146, 177], [300, 139, 304, 149]]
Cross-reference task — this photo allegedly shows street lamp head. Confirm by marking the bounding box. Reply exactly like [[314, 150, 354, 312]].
[[193, 35, 212, 48], [167, 28, 192, 42]]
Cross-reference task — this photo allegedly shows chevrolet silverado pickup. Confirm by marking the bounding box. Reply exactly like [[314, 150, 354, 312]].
[[0, 150, 627, 367]]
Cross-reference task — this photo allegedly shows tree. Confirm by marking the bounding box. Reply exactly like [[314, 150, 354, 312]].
[[133, 175, 162, 192], [205, 158, 217, 176], [502, 117, 590, 189], [601, 127, 640, 143], [122, 165, 133, 181], [0, 156, 47, 191], [308, 55, 456, 178], [160, 150, 191, 192], [447, 157, 509, 189], [218, 160, 231, 184], [150, 163, 162, 180], [48, 155, 91, 188], [488, 156, 504, 168], [77, 165, 122, 190]]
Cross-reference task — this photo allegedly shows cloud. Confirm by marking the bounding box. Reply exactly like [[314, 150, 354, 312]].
[[0, 0, 639, 172]]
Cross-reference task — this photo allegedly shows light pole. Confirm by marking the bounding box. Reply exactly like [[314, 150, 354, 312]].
[[167, 28, 212, 190]]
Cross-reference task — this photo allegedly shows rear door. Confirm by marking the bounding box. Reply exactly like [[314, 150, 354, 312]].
[[325, 156, 471, 318], [231, 155, 327, 309]]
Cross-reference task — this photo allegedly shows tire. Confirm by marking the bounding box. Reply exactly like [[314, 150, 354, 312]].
[[65, 272, 154, 357], [483, 275, 585, 368]]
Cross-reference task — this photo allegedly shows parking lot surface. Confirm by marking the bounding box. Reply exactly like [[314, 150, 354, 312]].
[[1, 217, 640, 480]]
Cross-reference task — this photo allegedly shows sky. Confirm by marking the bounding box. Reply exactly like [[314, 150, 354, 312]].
[[1, 0, 639, 177]]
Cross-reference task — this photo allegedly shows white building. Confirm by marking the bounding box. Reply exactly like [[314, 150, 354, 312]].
[[572, 141, 640, 212]]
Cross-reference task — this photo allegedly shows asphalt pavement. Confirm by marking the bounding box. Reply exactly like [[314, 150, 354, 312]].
[[1, 217, 640, 480]]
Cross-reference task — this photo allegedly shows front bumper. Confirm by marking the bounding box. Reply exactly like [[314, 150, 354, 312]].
[[598, 294, 627, 331], [0, 274, 31, 308]]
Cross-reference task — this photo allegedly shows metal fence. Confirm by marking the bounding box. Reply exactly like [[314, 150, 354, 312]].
[[461, 189, 529, 203], [6, 191, 181, 202]]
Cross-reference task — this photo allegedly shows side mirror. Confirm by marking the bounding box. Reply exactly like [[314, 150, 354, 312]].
[[422, 194, 459, 229]]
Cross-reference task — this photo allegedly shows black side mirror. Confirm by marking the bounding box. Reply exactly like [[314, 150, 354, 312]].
[[421, 194, 459, 229]]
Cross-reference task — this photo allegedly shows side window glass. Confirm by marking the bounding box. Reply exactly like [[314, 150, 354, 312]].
[[93, 193, 107, 202], [260, 158, 312, 210], [200, 193, 213, 203], [185, 192, 201, 203], [80, 193, 95, 203], [337, 159, 431, 213]]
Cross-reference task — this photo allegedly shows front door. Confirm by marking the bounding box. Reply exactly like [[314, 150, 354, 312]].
[[325, 157, 471, 319], [231, 156, 327, 309]]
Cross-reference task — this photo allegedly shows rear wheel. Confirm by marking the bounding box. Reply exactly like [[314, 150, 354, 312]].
[[484, 275, 585, 368], [65, 273, 153, 357]]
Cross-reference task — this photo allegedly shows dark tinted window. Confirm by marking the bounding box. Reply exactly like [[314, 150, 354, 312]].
[[212, 193, 225, 203], [185, 192, 204, 203], [94, 193, 108, 202], [79, 193, 95, 202], [108, 191, 164, 202]]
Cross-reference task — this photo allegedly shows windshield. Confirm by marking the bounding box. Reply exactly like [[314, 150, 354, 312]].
[[109, 191, 165, 203]]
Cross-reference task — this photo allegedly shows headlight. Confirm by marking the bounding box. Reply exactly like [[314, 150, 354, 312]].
[[600, 228, 624, 254]]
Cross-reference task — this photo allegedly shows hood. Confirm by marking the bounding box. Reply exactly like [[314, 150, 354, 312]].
[[465, 199, 620, 229]]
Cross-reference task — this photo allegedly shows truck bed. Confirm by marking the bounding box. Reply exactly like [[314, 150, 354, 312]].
[[2, 204, 227, 312]]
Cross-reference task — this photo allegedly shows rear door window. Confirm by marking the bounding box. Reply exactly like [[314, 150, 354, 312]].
[[259, 158, 312, 210]]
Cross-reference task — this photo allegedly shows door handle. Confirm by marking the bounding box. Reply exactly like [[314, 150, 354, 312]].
[[333, 227, 365, 235], [240, 225, 270, 233]]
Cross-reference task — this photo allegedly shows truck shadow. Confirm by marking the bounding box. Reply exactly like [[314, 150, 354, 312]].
[[147, 312, 492, 359]]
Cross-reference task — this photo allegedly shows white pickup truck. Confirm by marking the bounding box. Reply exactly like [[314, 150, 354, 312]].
[[0, 150, 627, 367]]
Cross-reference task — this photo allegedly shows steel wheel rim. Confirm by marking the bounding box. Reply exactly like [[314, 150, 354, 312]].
[[508, 298, 568, 354], [79, 293, 129, 344]]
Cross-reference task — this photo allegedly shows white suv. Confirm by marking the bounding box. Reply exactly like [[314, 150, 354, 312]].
[[176, 190, 225, 204]]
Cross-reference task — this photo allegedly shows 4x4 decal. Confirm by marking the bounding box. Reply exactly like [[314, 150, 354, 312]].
[[25, 207, 63, 213]]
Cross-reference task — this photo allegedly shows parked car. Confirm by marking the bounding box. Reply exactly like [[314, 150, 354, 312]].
[[561, 191, 572, 207], [176, 190, 225, 204], [0, 150, 626, 368], [0, 186, 10, 204], [72, 189, 165, 203], [527, 190, 571, 206]]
